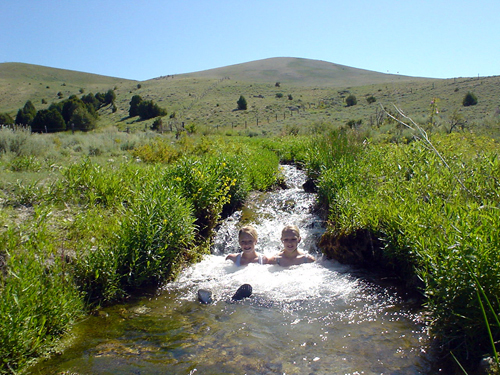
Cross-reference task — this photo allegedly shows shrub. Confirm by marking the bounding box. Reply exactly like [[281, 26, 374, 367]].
[[366, 95, 376, 104], [0, 113, 14, 125], [463, 92, 478, 106], [237, 95, 247, 110], [115, 182, 197, 288], [31, 109, 66, 133], [345, 94, 357, 107], [131, 139, 181, 163], [0, 210, 84, 373], [310, 131, 500, 365], [151, 117, 163, 131], [129, 95, 143, 117]]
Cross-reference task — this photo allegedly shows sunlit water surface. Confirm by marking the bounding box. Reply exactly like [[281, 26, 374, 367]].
[[32, 166, 431, 374]]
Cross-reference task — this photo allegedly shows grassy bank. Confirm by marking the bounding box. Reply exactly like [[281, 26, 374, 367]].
[[299, 129, 500, 370], [0, 127, 280, 373], [1, 124, 499, 372]]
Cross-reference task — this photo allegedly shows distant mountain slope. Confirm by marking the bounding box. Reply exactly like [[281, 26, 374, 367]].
[[0, 62, 132, 84], [0, 63, 135, 113], [177, 57, 432, 86]]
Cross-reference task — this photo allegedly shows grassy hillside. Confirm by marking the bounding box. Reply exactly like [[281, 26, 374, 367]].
[[0, 62, 136, 114], [1, 58, 499, 138], [178, 57, 427, 85]]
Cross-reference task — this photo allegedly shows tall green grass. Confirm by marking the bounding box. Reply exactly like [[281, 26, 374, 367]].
[[0, 208, 84, 373], [305, 129, 500, 368], [0, 131, 283, 373]]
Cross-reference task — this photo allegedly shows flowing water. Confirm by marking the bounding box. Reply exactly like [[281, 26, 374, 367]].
[[32, 165, 431, 374]]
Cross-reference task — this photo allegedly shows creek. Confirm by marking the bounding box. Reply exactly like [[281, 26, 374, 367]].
[[32, 165, 431, 374]]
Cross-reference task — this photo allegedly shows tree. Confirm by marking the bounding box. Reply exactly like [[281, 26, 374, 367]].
[[15, 100, 37, 125], [70, 106, 97, 131], [129, 95, 143, 117], [463, 92, 478, 106], [346, 94, 357, 107], [95, 92, 106, 105], [31, 109, 66, 133], [62, 96, 85, 123], [237, 95, 247, 110], [0, 113, 14, 125], [138, 100, 166, 120], [104, 89, 116, 106], [81, 93, 101, 111]]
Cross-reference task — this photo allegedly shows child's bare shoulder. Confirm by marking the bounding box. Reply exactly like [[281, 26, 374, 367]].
[[302, 253, 315, 263], [225, 253, 238, 261]]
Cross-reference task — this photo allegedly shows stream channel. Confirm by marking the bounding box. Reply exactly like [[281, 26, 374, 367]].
[[32, 165, 432, 374]]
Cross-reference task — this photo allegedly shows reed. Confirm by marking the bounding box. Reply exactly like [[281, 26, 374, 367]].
[[114, 181, 197, 289], [0, 208, 83, 373]]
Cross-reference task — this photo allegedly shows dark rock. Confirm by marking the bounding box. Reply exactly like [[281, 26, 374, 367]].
[[302, 178, 317, 193]]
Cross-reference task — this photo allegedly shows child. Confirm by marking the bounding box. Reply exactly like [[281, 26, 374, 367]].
[[225, 225, 268, 266], [268, 225, 315, 267], [198, 226, 261, 304]]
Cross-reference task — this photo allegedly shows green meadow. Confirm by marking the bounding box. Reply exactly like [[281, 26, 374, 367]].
[[1, 58, 499, 373]]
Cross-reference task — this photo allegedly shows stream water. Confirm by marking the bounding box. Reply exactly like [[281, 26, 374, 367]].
[[32, 165, 431, 374]]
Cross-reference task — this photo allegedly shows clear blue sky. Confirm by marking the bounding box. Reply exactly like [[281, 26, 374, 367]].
[[2, 0, 499, 81]]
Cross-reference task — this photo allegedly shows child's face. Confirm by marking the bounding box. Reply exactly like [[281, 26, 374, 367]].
[[281, 230, 300, 253], [239, 232, 257, 253]]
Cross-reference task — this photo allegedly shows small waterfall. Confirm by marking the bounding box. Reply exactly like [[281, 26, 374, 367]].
[[212, 164, 325, 256]]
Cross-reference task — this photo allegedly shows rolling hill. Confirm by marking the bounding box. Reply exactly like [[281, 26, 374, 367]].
[[1, 58, 498, 138], [178, 57, 430, 86]]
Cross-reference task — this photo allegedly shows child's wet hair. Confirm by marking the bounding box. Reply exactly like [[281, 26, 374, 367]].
[[239, 225, 258, 241], [281, 224, 300, 238]]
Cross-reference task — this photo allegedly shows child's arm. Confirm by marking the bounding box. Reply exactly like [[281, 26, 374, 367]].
[[303, 253, 315, 263], [265, 254, 277, 264]]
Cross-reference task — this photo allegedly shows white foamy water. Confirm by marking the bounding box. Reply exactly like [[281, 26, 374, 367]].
[[172, 255, 356, 306]]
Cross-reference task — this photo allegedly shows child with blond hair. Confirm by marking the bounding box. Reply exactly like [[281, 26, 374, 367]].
[[268, 225, 315, 267], [198, 225, 263, 304], [225, 225, 268, 266]]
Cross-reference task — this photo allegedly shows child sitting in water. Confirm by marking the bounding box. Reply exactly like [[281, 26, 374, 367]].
[[198, 225, 263, 304], [225, 225, 268, 266], [268, 225, 315, 267]]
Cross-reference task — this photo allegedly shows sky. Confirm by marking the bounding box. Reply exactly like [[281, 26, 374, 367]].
[[1, 0, 499, 81]]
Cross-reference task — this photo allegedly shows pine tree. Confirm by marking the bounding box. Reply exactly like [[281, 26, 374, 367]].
[[129, 95, 143, 117], [15, 100, 37, 125], [237, 95, 247, 110]]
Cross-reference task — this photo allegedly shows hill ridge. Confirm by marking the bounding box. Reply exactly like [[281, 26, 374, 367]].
[[174, 57, 431, 86]]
